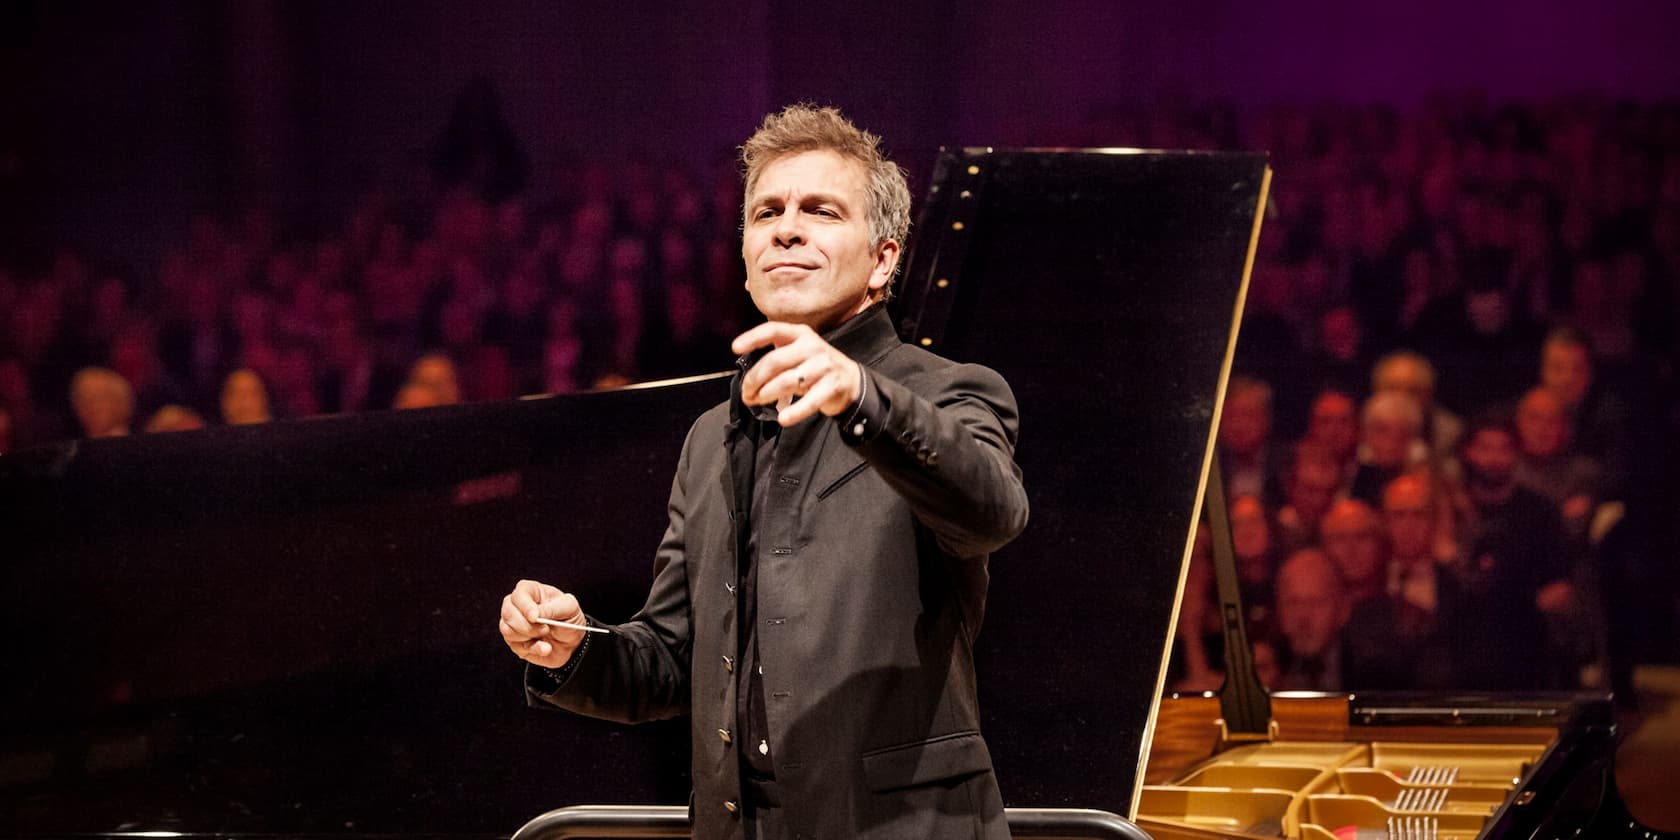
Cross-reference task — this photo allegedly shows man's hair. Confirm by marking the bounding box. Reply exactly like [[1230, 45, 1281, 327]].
[[740, 104, 912, 289], [1361, 390, 1423, 434], [1371, 350, 1436, 392]]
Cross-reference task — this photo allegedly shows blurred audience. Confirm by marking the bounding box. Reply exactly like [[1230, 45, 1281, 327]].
[[5, 89, 1677, 696]]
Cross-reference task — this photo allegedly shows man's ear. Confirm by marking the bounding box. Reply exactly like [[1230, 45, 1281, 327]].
[[868, 240, 901, 294]]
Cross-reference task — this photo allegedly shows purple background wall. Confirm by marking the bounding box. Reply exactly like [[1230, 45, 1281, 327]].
[[5, 0, 1678, 264]]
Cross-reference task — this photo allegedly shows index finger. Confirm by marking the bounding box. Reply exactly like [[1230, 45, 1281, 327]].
[[509, 586, 545, 624], [731, 321, 805, 356]]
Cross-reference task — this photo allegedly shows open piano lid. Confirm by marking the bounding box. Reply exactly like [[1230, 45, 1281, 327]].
[[0, 149, 1270, 834], [895, 148, 1270, 813]]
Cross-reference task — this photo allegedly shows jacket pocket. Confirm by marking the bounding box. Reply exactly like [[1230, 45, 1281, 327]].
[[860, 730, 992, 792], [814, 459, 871, 500]]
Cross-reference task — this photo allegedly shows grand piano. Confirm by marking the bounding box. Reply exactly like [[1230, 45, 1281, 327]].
[[0, 149, 1666, 839]]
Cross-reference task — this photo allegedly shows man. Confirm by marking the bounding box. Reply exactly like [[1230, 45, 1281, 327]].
[[1371, 351, 1463, 459], [498, 105, 1028, 840], [1513, 386, 1601, 537], [1274, 548, 1351, 691], [1273, 441, 1342, 554], [1538, 327, 1630, 498], [1457, 414, 1573, 689], [1341, 473, 1466, 689], [1302, 388, 1358, 480], [1348, 390, 1426, 507], [1318, 498, 1388, 607], [1218, 376, 1281, 505]]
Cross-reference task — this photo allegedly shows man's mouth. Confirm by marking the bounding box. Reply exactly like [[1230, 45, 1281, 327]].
[[764, 261, 817, 272]]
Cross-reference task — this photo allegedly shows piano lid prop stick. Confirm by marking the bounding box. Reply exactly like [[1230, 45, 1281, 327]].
[[533, 617, 610, 634]]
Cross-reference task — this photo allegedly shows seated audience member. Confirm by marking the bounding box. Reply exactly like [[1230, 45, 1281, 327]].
[[1303, 388, 1359, 482], [1371, 350, 1462, 458], [1319, 498, 1388, 607], [1275, 548, 1351, 691], [1538, 327, 1631, 497], [407, 353, 462, 406], [1275, 442, 1344, 553], [1514, 386, 1602, 537], [1349, 390, 1426, 507], [1343, 473, 1467, 688], [1513, 384, 1608, 674], [1230, 494, 1278, 632], [220, 368, 274, 426], [1219, 376, 1282, 505], [143, 404, 206, 433], [1458, 413, 1575, 689], [69, 366, 135, 438]]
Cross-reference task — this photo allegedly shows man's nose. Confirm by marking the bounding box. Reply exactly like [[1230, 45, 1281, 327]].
[[772, 210, 804, 247]]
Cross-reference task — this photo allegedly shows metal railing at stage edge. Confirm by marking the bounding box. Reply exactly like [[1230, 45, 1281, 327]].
[[511, 804, 1153, 840]]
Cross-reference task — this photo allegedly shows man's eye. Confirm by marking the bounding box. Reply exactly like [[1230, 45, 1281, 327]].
[[754, 208, 778, 221]]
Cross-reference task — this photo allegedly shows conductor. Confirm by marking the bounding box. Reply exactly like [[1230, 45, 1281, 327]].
[[498, 104, 1028, 840]]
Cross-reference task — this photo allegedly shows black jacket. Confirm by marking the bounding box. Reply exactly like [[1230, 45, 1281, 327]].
[[529, 306, 1029, 839]]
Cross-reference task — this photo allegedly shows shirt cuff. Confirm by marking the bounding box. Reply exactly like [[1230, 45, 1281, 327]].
[[837, 364, 887, 443], [524, 616, 595, 694]]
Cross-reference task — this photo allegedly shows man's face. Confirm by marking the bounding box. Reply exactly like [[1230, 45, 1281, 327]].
[[1516, 389, 1568, 458], [74, 383, 128, 437], [1362, 410, 1416, 470], [220, 371, 270, 425], [1219, 390, 1271, 456], [1306, 393, 1357, 459], [742, 150, 897, 333], [1464, 428, 1518, 488], [1287, 456, 1341, 527], [1383, 477, 1434, 562], [1541, 342, 1592, 408], [1320, 503, 1386, 588], [1277, 559, 1348, 657]]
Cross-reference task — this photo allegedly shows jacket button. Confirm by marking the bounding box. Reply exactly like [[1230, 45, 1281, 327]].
[[925, 450, 939, 466], [724, 800, 740, 816], [718, 728, 733, 745], [723, 655, 734, 672]]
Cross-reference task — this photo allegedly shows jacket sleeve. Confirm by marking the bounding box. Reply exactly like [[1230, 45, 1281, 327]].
[[841, 361, 1028, 559], [524, 420, 699, 724]]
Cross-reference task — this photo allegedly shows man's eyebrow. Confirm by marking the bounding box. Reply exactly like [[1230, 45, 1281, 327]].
[[747, 191, 848, 209]]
